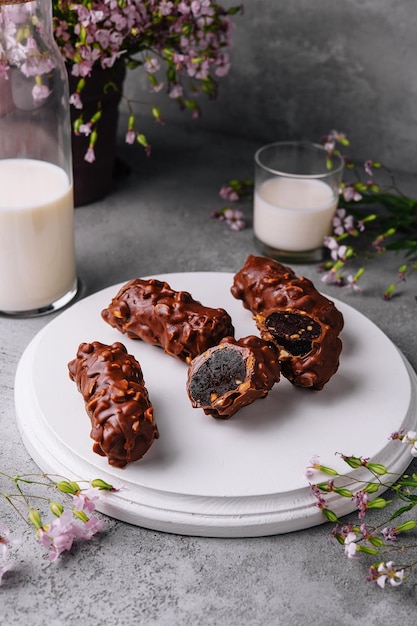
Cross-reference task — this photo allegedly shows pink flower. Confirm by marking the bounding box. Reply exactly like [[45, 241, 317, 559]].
[[0, 523, 20, 560], [219, 184, 239, 202], [125, 129, 136, 144], [353, 490, 369, 519], [69, 92, 83, 109], [364, 160, 373, 176], [344, 274, 363, 293], [72, 488, 99, 515], [344, 532, 358, 559], [381, 527, 398, 542], [169, 84, 183, 99], [82, 515, 105, 539], [371, 561, 405, 588], [79, 122, 93, 136], [144, 57, 160, 74], [333, 208, 355, 235], [310, 484, 326, 509], [38, 510, 77, 561], [320, 268, 344, 286], [323, 236, 347, 262], [160, 1, 174, 16], [223, 208, 246, 231], [342, 184, 362, 203], [84, 146, 96, 163], [305, 455, 320, 477], [32, 84, 51, 102]]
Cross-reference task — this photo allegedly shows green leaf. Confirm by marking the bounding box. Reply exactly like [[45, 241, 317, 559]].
[[388, 503, 415, 521]]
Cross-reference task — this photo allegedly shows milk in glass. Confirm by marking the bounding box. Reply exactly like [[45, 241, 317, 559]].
[[254, 177, 337, 252], [0, 158, 77, 312]]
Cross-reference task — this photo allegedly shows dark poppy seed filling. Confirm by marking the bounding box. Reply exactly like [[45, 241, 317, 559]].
[[188, 348, 246, 406], [265, 312, 322, 357]]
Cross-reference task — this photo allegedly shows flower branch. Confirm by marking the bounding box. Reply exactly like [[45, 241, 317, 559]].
[[53, 0, 242, 162], [306, 431, 417, 588], [0, 469, 116, 586]]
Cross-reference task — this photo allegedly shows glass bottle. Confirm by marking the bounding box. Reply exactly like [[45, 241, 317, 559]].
[[0, 0, 78, 316]]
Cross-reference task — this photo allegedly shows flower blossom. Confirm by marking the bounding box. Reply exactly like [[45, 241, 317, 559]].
[[341, 183, 362, 203], [368, 561, 405, 588], [304, 455, 320, 478], [353, 490, 369, 519], [344, 532, 358, 559], [323, 236, 348, 262], [381, 527, 398, 542], [333, 208, 355, 236], [219, 184, 239, 202], [0, 523, 18, 560], [84, 146, 96, 163], [223, 208, 246, 231]]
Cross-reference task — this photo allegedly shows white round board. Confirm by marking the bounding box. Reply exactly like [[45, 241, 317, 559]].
[[15, 272, 417, 537]]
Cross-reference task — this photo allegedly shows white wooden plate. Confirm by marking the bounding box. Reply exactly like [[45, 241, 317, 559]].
[[14, 272, 417, 537]]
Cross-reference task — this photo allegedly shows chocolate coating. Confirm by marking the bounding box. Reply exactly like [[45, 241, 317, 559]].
[[68, 341, 159, 468], [231, 255, 344, 390], [186, 335, 281, 419], [101, 278, 235, 364]]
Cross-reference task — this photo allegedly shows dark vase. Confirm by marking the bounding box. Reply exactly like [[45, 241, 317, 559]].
[[67, 62, 126, 207]]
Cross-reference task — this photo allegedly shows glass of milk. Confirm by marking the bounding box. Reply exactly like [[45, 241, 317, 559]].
[[254, 141, 344, 263], [0, 0, 79, 316]]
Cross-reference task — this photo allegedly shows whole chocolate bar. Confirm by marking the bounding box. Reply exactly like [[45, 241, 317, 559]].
[[68, 341, 159, 468], [186, 335, 281, 419], [231, 255, 344, 390], [101, 278, 235, 363]]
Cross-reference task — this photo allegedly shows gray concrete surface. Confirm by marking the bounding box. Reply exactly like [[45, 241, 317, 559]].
[[1, 124, 417, 624]]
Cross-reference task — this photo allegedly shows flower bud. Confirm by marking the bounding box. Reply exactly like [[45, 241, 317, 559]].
[[367, 497, 389, 510], [91, 478, 114, 491], [322, 508, 339, 523], [73, 509, 89, 523], [56, 480, 80, 495], [364, 482, 379, 494], [50, 502, 64, 517], [396, 520, 417, 533], [366, 462, 387, 476], [334, 488, 353, 498], [28, 509, 42, 529]]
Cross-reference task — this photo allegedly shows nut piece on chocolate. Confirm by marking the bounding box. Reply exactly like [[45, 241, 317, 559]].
[[101, 278, 235, 364], [231, 255, 344, 390], [68, 341, 159, 468], [186, 335, 281, 419]]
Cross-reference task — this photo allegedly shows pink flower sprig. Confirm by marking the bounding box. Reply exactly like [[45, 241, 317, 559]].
[[211, 178, 253, 230], [52, 0, 242, 161], [0, 469, 116, 585], [306, 435, 417, 588], [320, 130, 417, 300]]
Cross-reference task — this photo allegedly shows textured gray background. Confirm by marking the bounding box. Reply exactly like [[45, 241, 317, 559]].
[[125, 0, 417, 173]]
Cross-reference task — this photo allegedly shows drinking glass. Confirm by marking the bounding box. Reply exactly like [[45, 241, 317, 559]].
[[253, 141, 344, 263]]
